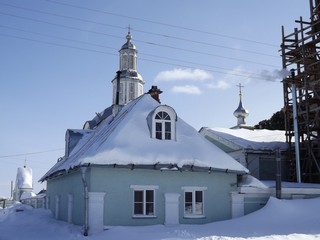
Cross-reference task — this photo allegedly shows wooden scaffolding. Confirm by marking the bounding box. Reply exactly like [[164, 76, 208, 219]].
[[281, 0, 320, 182]]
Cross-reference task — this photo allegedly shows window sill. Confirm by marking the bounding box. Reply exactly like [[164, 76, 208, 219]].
[[132, 215, 157, 219], [183, 215, 205, 219]]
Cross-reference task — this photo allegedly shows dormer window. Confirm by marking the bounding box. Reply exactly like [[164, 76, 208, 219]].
[[155, 111, 171, 140], [150, 105, 177, 140]]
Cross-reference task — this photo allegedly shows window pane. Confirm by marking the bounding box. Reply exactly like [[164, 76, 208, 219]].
[[195, 202, 203, 215], [134, 191, 143, 202], [156, 122, 162, 131], [165, 122, 171, 131], [134, 203, 143, 215], [156, 132, 162, 139], [165, 132, 171, 140], [146, 203, 154, 215], [155, 113, 161, 119], [163, 112, 170, 120], [146, 190, 154, 202], [165, 122, 171, 140], [195, 191, 203, 202], [195, 191, 203, 215], [185, 192, 192, 202], [156, 122, 162, 139], [185, 203, 192, 214]]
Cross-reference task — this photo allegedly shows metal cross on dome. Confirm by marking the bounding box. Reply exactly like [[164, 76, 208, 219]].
[[237, 83, 244, 96]]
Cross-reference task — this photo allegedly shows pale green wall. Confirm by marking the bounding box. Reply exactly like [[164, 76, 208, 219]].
[[47, 167, 238, 226], [46, 170, 89, 225], [90, 167, 238, 226]]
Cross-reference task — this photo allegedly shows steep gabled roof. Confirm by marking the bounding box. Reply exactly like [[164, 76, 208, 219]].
[[41, 94, 248, 181]]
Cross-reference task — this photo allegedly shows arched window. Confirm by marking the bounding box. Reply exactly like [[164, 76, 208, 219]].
[[121, 53, 128, 70], [155, 111, 171, 140], [150, 105, 177, 140]]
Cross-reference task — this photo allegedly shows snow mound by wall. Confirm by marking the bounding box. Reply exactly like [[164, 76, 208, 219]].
[[0, 197, 320, 240]]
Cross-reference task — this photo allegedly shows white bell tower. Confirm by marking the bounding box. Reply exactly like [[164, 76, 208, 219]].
[[112, 30, 144, 105]]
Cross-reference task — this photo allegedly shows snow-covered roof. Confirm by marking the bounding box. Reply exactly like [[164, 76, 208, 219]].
[[16, 167, 33, 189], [41, 94, 248, 181], [201, 127, 288, 151]]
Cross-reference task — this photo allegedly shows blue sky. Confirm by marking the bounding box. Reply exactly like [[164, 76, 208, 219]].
[[0, 0, 310, 197]]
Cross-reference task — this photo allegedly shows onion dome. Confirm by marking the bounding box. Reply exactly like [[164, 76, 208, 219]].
[[120, 31, 137, 50], [233, 84, 249, 125]]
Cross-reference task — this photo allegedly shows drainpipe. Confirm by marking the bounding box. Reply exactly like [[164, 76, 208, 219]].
[[81, 166, 89, 236], [275, 149, 282, 199], [291, 69, 301, 183]]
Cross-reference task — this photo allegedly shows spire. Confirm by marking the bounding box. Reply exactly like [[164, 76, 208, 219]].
[[233, 83, 249, 126], [120, 26, 136, 51]]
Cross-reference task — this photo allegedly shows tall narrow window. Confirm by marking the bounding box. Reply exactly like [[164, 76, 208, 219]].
[[121, 53, 128, 70], [119, 83, 124, 104], [129, 54, 135, 69], [155, 111, 171, 140], [129, 82, 135, 101]]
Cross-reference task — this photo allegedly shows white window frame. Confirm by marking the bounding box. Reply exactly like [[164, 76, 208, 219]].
[[130, 185, 158, 218], [151, 106, 176, 141], [182, 186, 207, 218]]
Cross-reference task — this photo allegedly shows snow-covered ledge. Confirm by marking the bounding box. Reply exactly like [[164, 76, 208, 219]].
[[88, 192, 106, 235]]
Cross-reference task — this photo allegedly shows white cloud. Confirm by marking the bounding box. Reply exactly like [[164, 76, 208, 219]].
[[154, 68, 213, 82], [171, 85, 202, 94], [206, 80, 231, 90]]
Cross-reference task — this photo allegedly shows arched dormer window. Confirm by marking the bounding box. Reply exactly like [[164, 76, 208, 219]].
[[150, 105, 177, 140], [155, 111, 171, 140]]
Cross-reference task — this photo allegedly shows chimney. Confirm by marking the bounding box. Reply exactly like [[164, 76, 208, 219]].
[[148, 86, 163, 103]]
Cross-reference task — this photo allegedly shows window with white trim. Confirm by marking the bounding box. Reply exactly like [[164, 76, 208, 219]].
[[182, 187, 207, 218], [155, 111, 171, 140], [151, 106, 176, 141], [131, 185, 158, 217]]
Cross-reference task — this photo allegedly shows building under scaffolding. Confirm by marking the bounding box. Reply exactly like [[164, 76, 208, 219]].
[[281, 0, 320, 182]]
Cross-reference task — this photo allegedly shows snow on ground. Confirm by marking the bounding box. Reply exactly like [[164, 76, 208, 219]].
[[1, 197, 320, 240]]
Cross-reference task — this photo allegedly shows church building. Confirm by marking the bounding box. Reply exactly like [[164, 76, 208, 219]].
[[111, 31, 144, 105], [40, 32, 248, 236]]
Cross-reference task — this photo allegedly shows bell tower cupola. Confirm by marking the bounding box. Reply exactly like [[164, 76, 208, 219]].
[[112, 29, 144, 105]]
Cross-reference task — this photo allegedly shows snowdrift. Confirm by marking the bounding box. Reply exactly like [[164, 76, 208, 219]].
[[0, 197, 320, 240]]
